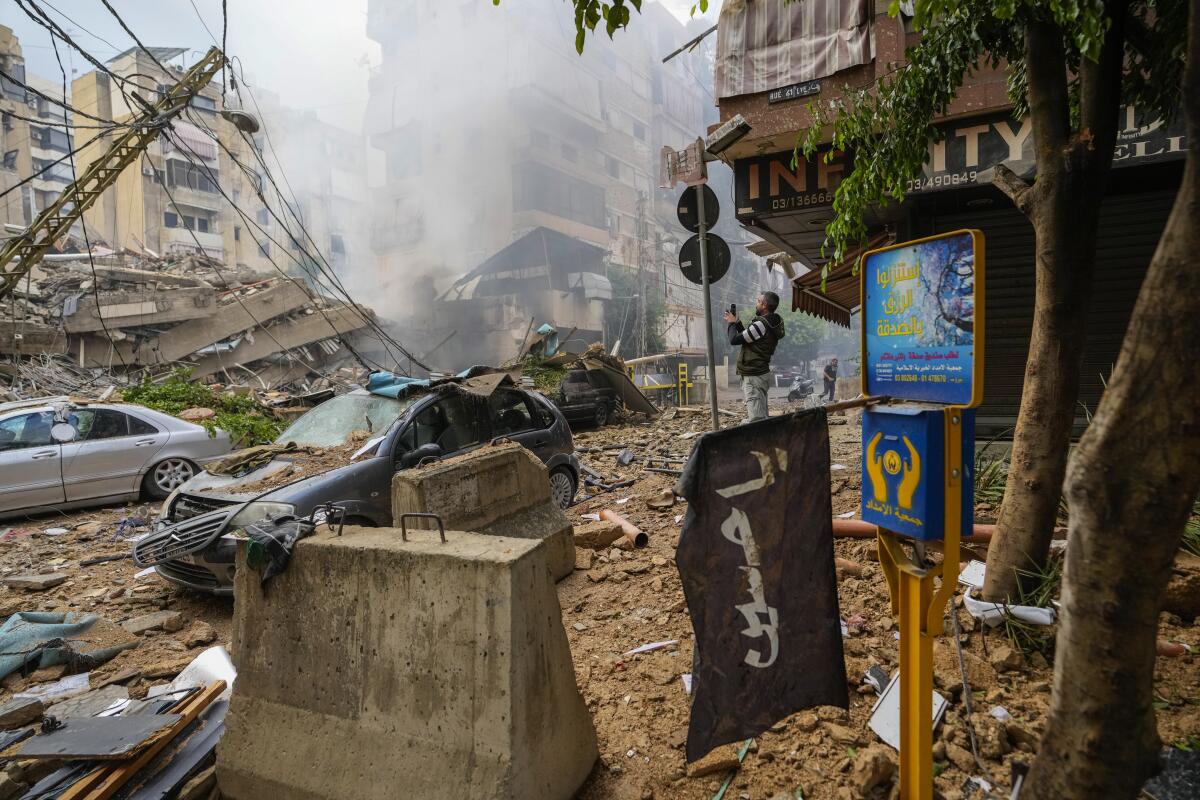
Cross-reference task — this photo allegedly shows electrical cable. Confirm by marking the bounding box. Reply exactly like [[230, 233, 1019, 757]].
[[43, 27, 126, 368], [95, 1, 421, 372], [147, 150, 343, 383], [156, 141, 387, 373]]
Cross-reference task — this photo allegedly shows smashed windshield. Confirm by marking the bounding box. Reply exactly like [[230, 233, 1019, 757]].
[[276, 393, 415, 448]]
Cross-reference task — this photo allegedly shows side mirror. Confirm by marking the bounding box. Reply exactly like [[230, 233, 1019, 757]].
[[50, 423, 77, 443], [397, 442, 443, 469]]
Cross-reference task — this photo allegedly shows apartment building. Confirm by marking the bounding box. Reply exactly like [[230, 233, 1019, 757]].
[[364, 0, 711, 358], [0, 25, 75, 232], [70, 47, 275, 271]]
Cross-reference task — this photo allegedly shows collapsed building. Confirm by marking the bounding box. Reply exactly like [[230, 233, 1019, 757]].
[[0, 248, 374, 398]]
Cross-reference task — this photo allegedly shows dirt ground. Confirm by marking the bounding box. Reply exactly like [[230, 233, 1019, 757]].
[[0, 402, 1196, 799]]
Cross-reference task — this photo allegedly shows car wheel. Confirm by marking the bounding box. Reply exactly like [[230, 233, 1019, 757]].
[[593, 403, 609, 427], [548, 466, 577, 510], [143, 458, 196, 500]]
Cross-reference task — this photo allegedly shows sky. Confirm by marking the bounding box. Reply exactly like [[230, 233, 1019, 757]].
[[1, 0, 721, 133]]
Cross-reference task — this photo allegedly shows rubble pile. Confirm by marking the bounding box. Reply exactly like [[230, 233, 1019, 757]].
[[0, 403, 1194, 798], [2, 249, 375, 400]]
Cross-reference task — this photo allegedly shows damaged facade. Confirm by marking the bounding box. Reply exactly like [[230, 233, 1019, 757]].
[[715, 1, 1186, 436], [364, 0, 715, 360]]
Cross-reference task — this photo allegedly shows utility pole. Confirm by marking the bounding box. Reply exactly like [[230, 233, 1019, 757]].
[[695, 184, 720, 431]]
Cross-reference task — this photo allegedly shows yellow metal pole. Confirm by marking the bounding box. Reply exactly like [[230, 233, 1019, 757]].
[[898, 567, 936, 800]]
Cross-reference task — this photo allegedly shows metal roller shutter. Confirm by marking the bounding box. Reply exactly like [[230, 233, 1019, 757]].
[[916, 190, 1175, 439]]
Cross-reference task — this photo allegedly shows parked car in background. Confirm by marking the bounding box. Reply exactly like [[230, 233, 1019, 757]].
[[0, 397, 233, 519], [553, 368, 620, 427], [134, 385, 580, 595]]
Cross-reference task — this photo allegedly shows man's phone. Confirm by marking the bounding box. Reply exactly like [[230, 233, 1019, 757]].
[[729, 303, 736, 316]]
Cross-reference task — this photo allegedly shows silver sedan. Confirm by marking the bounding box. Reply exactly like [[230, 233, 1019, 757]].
[[0, 397, 232, 519]]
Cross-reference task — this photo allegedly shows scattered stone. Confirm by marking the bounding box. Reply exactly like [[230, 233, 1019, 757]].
[[851, 745, 896, 795], [94, 667, 142, 689], [686, 746, 741, 778], [178, 765, 216, 800], [575, 549, 595, 570], [141, 657, 193, 679], [573, 521, 624, 551], [121, 610, 183, 636], [572, 623, 588, 632], [183, 621, 217, 648], [586, 568, 608, 583], [1005, 721, 1039, 752], [646, 489, 675, 510], [971, 714, 1010, 761], [988, 644, 1024, 673], [3, 573, 67, 591], [0, 697, 43, 729], [651, 555, 668, 567], [825, 723, 859, 745], [178, 407, 216, 421], [931, 740, 946, 761], [26, 665, 66, 683], [795, 711, 819, 733], [945, 741, 976, 772], [835, 557, 863, 577], [1163, 563, 1200, 619]]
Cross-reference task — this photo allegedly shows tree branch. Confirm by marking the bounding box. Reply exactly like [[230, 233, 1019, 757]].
[[1024, 19, 1071, 173], [1078, 0, 1131, 173], [981, 164, 1036, 215]]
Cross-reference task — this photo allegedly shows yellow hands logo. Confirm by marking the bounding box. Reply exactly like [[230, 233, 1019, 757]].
[[865, 433, 922, 510]]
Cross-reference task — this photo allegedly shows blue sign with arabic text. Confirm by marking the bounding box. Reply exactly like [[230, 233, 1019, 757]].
[[862, 230, 984, 407]]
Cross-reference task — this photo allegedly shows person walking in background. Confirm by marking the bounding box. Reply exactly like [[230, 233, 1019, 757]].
[[724, 292, 785, 423], [822, 357, 839, 403]]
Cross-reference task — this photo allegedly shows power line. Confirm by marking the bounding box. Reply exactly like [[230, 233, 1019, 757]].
[[146, 152, 344, 383], [43, 26, 126, 368]]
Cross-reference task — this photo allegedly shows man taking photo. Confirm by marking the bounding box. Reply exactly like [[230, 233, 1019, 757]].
[[724, 291, 785, 423]]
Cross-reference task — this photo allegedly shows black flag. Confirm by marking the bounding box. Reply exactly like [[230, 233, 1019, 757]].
[[676, 409, 847, 762]]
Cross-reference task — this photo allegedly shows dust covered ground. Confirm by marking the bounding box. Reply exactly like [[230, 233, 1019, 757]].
[[0, 403, 1196, 798]]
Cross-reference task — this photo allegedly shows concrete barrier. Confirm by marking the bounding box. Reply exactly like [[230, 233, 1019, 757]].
[[217, 526, 598, 800], [391, 442, 575, 581]]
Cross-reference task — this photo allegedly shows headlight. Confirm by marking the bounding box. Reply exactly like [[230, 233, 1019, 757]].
[[228, 501, 296, 531], [159, 488, 183, 521]]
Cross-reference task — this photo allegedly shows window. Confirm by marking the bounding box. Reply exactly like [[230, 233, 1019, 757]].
[[561, 143, 578, 163], [511, 162, 606, 229], [164, 212, 178, 228], [330, 234, 345, 255], [258, 241, 270, 258], [197, 217, 209, 233], [182, 214, 196, 230], [394, 395, 482, 455], [0, 411, 54, 451], [632, 121, 647, 141], [190, 94, 217, 113], [33, 126, 71, 153], [127, 415, 158, 436], [234, 226, 241, 241], [487, 391, 539, 437], [2, 112, 10, 132], [167, 160, 217, 193], [605, 156, 620, 179], [70, 409, 129, 441], [256, 208, 270, 225], [3, 150, 17, 170]]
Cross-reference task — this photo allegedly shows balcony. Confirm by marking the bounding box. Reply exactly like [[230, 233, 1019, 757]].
[[163, 226, 224, 259]]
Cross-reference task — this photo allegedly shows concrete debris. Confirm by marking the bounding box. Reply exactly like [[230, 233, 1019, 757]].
[[121, 610, 184, 636], [1, 251, 374, 399], [0, 697, 44, 729], [2, 573, 68, 591]]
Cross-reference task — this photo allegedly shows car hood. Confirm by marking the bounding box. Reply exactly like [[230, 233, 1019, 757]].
[[178, 458, 304, 502]]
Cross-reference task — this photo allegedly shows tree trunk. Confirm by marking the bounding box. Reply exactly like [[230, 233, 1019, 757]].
[[1024, 4, 1200, 796], [984, 9, 1127, 602]]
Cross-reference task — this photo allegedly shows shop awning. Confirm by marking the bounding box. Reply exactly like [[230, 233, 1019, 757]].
[[790, 231, 892, 327]]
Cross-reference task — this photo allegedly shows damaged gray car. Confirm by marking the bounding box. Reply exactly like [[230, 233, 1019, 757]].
[[133, 382, 579, 595]]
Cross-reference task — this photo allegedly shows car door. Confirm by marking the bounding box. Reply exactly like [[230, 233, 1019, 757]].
[[60, 408, 164, 502], [0, 411, 64, 512], [486, 389, 554, 462], [392, 394, 486, 464]]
